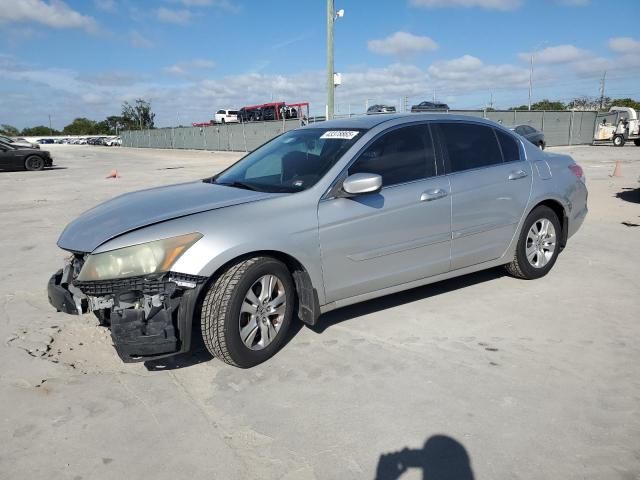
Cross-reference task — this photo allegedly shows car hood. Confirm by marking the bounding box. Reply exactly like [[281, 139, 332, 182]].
[[57, 181, 279, 253]]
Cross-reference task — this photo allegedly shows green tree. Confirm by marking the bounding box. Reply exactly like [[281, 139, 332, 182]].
[[122, 99, 155, 130], [567, 96, 601, 111], [22, 125, 60, 136], [509, 100, 567, 111], [0, 124, 19, 136], [531, 99, 566, 110], [608, 97, 640, 111], [62, 118, 98, 135]]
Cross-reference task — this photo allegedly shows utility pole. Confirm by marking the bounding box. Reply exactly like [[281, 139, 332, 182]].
[[489, 92, 494, 110], [48, 114, 52, 135], [528, 54, 534, 111], [326, 0, 334, 120], [599, 71, 607, 111], [432, 88, 436, 103]]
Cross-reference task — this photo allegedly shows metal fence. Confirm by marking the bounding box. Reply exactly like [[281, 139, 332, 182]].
[[122, 110, 598, 151]]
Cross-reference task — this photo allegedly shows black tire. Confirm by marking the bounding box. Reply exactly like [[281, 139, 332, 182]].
[[613, 135, 625, 147], [634, 139, 640, 146], [200, 257, 295, 368], [221, 118, 225, 124], [24, 155, 45, 171], [505, 205, 561, 280], [539, 141, 545, 150]]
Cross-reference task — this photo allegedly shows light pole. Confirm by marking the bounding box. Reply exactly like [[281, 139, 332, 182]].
[[528, 54, 533, 111], [326, 0, 344, 120]]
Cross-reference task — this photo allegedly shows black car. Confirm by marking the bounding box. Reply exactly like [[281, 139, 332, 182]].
[[0, 140, 53, 171], [367, 104, 396, 114], [512, 125, 546, 150], [411, 101, 449, 112], [237, 107, 262, 122]]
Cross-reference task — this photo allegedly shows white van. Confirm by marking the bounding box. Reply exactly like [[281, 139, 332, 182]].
[[214, 109, 239, 124]]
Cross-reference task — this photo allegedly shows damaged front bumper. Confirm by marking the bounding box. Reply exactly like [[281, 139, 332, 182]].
[[47, 256, 207, 362]]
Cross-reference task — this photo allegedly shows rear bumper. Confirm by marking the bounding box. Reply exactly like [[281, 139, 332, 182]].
[[47, 267, 206, 362]]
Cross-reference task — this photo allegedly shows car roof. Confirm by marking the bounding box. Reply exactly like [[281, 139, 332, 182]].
[[301, 113, 502, 130]]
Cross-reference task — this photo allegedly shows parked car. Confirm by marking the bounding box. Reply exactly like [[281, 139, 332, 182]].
[[104, 137, 122, 146], [214, 109, 239, 124], [48, 114, 587, 367], [411, 101, 449, 112], [262, 105, 276, 121], [367, 104, 397, 114], [38, 138, 55, 144], [0, 135, 40, 149], [0, 140, 52, 171], [512, 125, 546, 150]]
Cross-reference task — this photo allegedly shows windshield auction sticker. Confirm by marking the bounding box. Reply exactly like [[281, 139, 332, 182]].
[[320, 130, 359, 140]]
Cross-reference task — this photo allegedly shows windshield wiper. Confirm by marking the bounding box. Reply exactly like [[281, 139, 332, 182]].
[[215, 180, 261, 191]]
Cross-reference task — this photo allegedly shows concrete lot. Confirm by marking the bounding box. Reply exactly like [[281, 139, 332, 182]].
[[1, 144, 639, 480]]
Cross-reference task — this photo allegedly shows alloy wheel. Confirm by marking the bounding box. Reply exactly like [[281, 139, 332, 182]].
[[525, 218, 557, 268], [238, 274, 286, 350]]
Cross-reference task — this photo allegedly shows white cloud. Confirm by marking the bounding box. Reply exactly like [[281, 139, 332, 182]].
[[368, 32, 438, 57], [0, 0, 98, 32], [164, 59, 216, 76], [129, 30, 153, 48], [94, 0, 116, 11], [519, 44, 592, 64], [608, 37, 640, 54], [409, 0, 521, 10], [427, 55, 530, 90], [556, 0, 589, 5], [156, 7, 192, 25], [169, 0, 240, 11]]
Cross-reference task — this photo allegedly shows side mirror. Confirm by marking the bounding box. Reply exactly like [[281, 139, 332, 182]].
[[342, 172, 382, 195]]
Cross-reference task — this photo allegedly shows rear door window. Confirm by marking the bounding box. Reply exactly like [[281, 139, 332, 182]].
[[433, 122, 503, 173], [495, 129, 521, 163]]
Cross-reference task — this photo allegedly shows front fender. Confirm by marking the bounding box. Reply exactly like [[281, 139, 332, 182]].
[[92, 193, 327, 305]]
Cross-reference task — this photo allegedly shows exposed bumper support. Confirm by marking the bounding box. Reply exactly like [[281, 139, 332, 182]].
[[47, 266, 207, 362]]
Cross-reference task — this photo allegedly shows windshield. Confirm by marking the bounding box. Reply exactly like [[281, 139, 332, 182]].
[[211, 128, 364, 193]]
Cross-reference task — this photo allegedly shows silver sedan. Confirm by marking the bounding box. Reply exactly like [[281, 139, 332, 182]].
[[48, 114, 588, 367]]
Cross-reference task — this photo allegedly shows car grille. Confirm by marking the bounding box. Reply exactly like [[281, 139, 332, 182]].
[[75, 272, 207, 296]]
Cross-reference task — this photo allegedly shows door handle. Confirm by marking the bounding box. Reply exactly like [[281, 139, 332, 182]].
[[420, 188, 448, 202], [508, 170, 528, 180]]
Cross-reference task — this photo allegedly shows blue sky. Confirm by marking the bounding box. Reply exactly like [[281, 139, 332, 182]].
[[1, 0, 639, 129]]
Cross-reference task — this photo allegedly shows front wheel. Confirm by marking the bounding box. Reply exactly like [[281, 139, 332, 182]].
[[24, 155, 45, 171], [613, 135, 625, 147], [505, 206, 561, 280], [200, 257, 295, 368]]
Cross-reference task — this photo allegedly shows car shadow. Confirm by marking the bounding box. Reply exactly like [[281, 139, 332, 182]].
[[144, 304, 305, 371], [309, 267, 505, 334], [145, 268, 504, 370], [375, 435, 474, 480], [616, 187, 640, 204]]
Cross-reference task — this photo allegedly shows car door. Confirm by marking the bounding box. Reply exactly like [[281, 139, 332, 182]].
[[318, 124, 452, 303], [0, 145, 18, 169], [432, 122, 532, 270]]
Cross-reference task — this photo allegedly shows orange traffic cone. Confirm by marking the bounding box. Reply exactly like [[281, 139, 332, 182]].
[[105, 169, 120, 179], [611, 161, 623, 178]]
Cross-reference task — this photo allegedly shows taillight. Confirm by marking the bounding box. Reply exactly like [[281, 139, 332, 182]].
[[569, 164, 584, 179]]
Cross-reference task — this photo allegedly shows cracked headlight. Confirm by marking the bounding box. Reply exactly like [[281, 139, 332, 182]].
[[77, 233, 202, 282]]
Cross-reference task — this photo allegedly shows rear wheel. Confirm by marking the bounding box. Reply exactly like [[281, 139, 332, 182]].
[[538, 142, 545, 150], [505, 206, 561, 280], [200, 257, 295, 368], [24, 155, 45, 171], [613, 135, 625, 147]]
